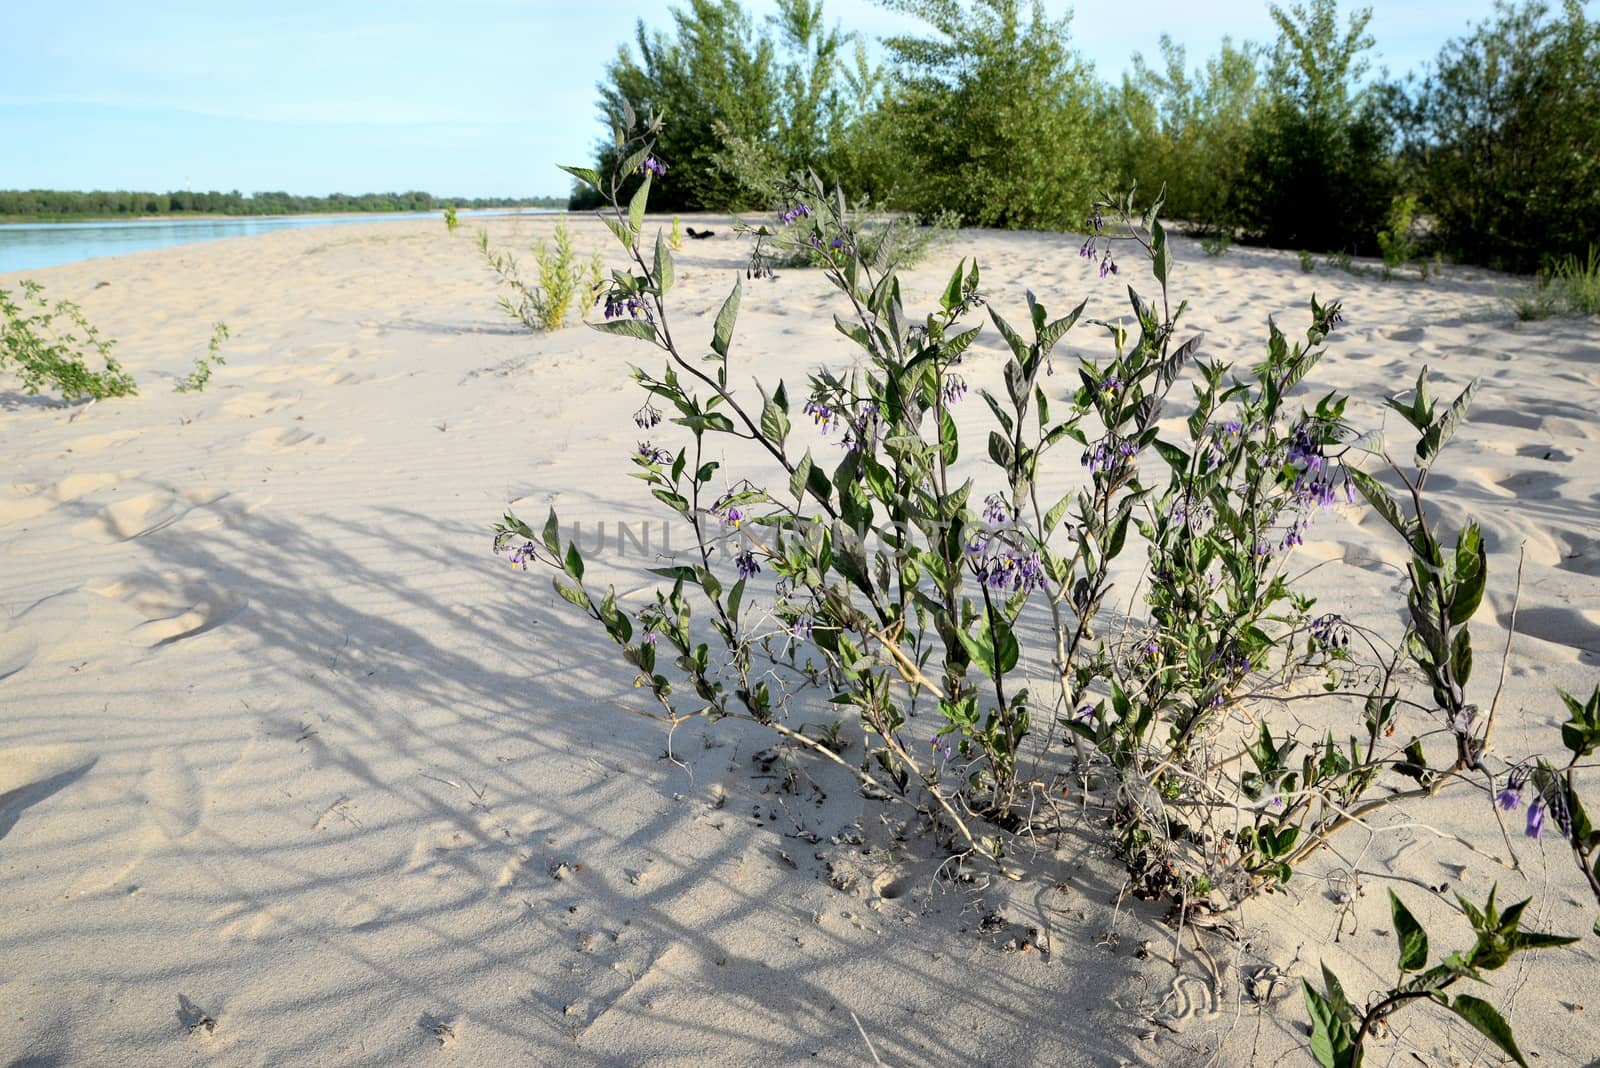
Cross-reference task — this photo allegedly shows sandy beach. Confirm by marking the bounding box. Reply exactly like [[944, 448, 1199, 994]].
[[2, 215, 1598, 1066]]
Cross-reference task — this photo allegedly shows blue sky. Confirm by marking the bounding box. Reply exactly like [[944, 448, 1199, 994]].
[[0, 1, 1516, 198]]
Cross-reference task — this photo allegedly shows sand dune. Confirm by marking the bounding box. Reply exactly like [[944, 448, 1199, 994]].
[[2, 216, 1597, 1065]]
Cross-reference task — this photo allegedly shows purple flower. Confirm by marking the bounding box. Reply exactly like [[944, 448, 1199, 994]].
[[790, 615, 814, 640], [1496, 788, 1522, 811], [1097, 375, 1123, 396], [804, 400, 838, 433], [1081, 435, 1137, 476], [634, 400, 661, 429], [778, 204, 812, 225], [1309, 613, 1350, 649], [1526, 798, 1546, 838], [605, 295, 647, 320], [931, 732, 955, 760], [635, 441, 672, 465], [506, 541, 536, 570], [735, 551, 760, 580], [642, 156, 668, 177], [982, 493, 1012, 526]]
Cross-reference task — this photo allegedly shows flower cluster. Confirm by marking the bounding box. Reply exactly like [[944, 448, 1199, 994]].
[[1082, 434, 1137, 476], [1201, 419, 1242, 469], [735, 550, 761, 580], [634, 400, 661, 429], [1496, 766, 1572, 839], [604, 295, 647, 320], [1285, 418, 1352, 509], [778, 203, 812, 225], [1079, 238, 1118, 277], [804, 399, 838, 433], [636, 441, 672, 465], [1309, 612, 1351, 649], [496, 539, 537, 570], [941, 373, 968, 405], [966, 512, 1046, 595], [641, 156, 668, 178]]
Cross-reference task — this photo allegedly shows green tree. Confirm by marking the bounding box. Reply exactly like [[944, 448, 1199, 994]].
[[1229, 0, 1396, 253], [876, 0, 1108, 230], [1396, 0, 1600, 272], [1112, 34, 1260, 230]]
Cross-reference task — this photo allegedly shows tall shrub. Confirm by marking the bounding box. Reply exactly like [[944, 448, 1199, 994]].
[[1229, 0, 1396, 253], [1396, 0, 1600, 273], [1112, 35, 1260, 231], [875, 0, 1108, 230]]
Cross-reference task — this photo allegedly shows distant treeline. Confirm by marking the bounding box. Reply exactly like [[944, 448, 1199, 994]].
[[579, 0, 1598, 274], [0, 189, 566, 219]]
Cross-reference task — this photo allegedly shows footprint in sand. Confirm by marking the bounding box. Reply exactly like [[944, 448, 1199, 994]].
[[89, 571, 248, 648], [0, 471, 131, 528], [246, 426, 321, 453]]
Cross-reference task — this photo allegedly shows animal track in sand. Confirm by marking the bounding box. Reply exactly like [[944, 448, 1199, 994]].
[[89, 571, 248, 648]]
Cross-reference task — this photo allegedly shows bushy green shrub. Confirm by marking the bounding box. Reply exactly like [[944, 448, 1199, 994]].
[[1396, 0, 1600, 273], [873, 0, 1108, 230], [1111, 34, 1260, 232], [502, 120, 1594, 1065], [477, 221, 602, 331], [0, 280, 137, 402], [1227, 1, 1396, 253]]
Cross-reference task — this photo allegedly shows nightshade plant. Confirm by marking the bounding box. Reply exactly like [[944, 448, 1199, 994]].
[[1302, 888, 1575, 1067], [492, 113, 1595, 955]]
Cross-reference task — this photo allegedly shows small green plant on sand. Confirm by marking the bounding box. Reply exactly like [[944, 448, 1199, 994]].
[[668, 215, 684, 251], [1303, 888, 1575, 1067], [0, 280, 137, 401], [1376, 193, 1421, 279], [1298, 249, 1315, 273], [1200, 233, 1231, 257], [477, 220, 593, 331], [1510, 246, 1600, 320], [444, 206, 459, 233], [176, 322, 230, 393]]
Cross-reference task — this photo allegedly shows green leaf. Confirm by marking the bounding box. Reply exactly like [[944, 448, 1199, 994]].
[[712, 279, 741, 359], [1302, 980, 1355, 1068], [553, 575, 590, 609], [834, 314, 872, 350], [759, 385, 790, 445], [1450, 996, 1527, 1068], [627, 172, 651, 237], [557, 164, 601, 190], [542, 509, 562, 556], [1390, 891, 1429, 972], [1151, 218, 1170, 286], [591, 318, 657, 342], [1349, 468, 1410, 539], [654, 232, 674, 293], [1418, 378, 1478, 467], [940, 259, 965, 312], [563, 542, 584, 581]]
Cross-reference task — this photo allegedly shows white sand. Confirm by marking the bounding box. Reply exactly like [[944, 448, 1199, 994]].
[[2, 215, 1598, 1065]]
